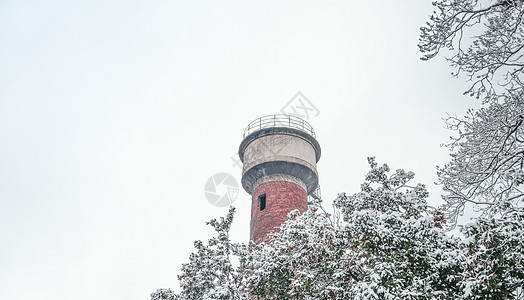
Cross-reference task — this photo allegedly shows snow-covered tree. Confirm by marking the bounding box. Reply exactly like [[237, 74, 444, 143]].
[[247, 158, 463, 300], [419, 0, 524, 99], [176, 207, 249, 300], [332, 158, 463, 300]]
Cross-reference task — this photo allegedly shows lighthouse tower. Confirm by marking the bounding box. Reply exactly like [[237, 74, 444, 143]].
[[239, 115, 321, 244]]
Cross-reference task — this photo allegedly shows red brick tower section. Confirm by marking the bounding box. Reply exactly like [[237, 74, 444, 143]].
[[250, 175, 308, 243], [239, 115, 321, 244]]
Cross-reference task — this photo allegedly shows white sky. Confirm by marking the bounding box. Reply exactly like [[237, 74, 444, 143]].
[[0, 1, 478, 299]]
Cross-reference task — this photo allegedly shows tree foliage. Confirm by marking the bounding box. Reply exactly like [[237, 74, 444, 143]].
[[459, 211, 524, 299], [247, 206, 346, 299], [175, 207, 248, 300]]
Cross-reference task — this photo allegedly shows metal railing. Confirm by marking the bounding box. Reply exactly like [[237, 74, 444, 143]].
[[243, 114, 316, 138]]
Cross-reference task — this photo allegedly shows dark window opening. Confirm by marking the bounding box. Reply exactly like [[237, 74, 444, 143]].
[[259, 194, 266, 211]]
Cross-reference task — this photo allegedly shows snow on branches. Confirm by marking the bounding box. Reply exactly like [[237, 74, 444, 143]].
[[419, 0, 524, 99], [438, 92, 524, 228]]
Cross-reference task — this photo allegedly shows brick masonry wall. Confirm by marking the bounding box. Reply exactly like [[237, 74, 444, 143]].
[[250, 180, 307, 244]]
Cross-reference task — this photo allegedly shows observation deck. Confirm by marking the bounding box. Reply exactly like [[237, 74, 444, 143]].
[[243, 114, 316, 138]]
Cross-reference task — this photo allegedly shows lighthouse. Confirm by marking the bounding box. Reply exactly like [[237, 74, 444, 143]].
[[239, 114, 321, 243]]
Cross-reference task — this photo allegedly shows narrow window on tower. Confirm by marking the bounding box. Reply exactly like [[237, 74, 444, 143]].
[[259, 194, 266, 211]]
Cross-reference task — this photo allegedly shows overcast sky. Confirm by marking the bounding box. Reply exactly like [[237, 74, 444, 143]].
[[0, 1, 479, 299]]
